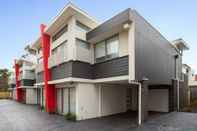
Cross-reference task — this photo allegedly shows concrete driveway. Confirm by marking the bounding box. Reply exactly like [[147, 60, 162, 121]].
[[0, 99, 197, 131]]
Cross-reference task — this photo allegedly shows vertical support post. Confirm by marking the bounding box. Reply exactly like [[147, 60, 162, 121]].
[[98, 84, 102, 117], [40, 24, 56, 113], [177, 80, 180, 111], [138, 83, 142, 125]]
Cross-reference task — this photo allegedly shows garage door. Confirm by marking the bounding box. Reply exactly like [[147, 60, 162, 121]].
[[101, 85, 127, 116], [148, 89, 169, 112]]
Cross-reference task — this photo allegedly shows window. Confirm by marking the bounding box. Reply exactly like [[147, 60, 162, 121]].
[[76, 39, 90, 50], [106, 36, 119, 56], [52, 25, 68, 42], [52, 40, 67, 56], [76, 21, 91, 32], [95, 35, 119, 63], [95, 41, 105, 58]]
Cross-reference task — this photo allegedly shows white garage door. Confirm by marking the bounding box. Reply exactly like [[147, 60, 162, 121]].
[[148, 89, 169, 112], [101, 85, 127, 116]]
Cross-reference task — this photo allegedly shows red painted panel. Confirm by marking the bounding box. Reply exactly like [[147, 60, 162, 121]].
[[14, 61, 22, 102], [40, 24, 56, 113]]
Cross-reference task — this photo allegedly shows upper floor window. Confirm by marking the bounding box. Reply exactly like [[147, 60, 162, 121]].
[[52, 40, 67, 56], [52, 25, 68, 42], [76, 21, 91, 32], [76, 39, 90, 50], [95, 35, 119, 63]]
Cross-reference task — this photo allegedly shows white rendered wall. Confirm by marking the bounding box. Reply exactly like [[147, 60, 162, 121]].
[[26, 88, 37, 104], [119, 31, 128, 57], [148, 89, 169, 112], [76, 83, 99, 120], [12, 89, 17, 100], [100, 84, 127, 116]]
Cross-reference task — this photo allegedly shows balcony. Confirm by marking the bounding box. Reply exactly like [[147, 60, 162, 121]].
[[35, 61, 44, 73], [48, 52, 67, 68], [23, 71, 35, 80]]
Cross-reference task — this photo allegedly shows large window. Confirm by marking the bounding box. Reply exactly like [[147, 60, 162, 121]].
[[76, 21, 91, 32], [52, 25, 68, 42], [52, 40, 67, 56], [95, 35, 119, 63], [76, 39, 90, 50]]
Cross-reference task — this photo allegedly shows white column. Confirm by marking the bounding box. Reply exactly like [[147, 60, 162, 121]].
[[177, 80, 180, 111], [67, 16, 77, 61], [128, 22, 135, 82], [138, 83, 142, 125], [98, 84, 102, 117]]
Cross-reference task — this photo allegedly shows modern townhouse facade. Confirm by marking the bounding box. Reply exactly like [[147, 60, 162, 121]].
[[14, 55, 37, 104], [17, 3, 189, 124]]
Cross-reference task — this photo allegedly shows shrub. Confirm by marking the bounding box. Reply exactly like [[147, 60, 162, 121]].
[[64, 112, 76, 121]]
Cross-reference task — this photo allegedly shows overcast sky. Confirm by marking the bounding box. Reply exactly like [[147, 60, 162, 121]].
[[0, 0, 196, 72]]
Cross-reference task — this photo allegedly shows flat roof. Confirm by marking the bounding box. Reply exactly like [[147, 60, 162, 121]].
[[30, 2, 99, 49]]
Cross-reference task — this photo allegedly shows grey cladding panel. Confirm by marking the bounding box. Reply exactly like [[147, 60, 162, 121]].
[[49, 56, 128, 80], [93, 56, 128, 79], [51, 62, 72, 80], [72, 61, 93, 79], [87, 8, 132, 41], [132, 11, 179, 85]]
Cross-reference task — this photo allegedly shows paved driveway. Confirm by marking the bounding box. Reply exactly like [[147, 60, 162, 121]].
[[1, 99, 197, 131]]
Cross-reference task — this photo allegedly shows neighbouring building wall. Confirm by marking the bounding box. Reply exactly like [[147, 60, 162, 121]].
[[76, 83, 99, 120], [26, 88, 37, 104], [132, 10, 179, 85], [100, 84, 127, 116]]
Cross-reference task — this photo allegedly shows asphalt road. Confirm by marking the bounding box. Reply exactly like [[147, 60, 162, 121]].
[[0, 99, 197, 131]]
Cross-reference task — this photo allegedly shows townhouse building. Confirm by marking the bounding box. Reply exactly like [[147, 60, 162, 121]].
[[14, 55, 37, 104], [15, 3, 189, 124]]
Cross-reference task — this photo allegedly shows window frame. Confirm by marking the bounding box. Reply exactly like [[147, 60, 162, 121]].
[[94, 34, 119, 63], [76, 38, 90, 50], [51, 40, 67, 56]]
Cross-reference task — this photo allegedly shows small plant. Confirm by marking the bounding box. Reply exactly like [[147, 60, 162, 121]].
[[40, 106, 45, 111], [64, 112, 76, 121]]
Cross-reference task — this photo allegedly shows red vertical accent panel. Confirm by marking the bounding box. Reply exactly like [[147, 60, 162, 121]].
[[40, 24, 56, 113], [14, 61, 22, 102]]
